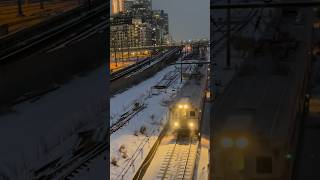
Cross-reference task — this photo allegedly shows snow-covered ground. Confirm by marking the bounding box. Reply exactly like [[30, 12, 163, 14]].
[[0, 65, 107, 179], [110, 60, 196, 180], [194, 137, 209, 180], [142, 135, 198, 180], [68, 151, 108, 180], [111, 64, 177, 125]]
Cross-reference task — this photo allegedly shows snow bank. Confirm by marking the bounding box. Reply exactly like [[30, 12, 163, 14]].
[[110, 61, 197, 180], [0, 65, 107, 179]]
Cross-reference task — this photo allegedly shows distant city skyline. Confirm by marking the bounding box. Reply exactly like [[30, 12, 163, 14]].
[[153, 0, 209, 42]]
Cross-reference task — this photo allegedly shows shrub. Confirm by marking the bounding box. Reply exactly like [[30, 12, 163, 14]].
[[111, 156, 118, 167], [134, 130, 139, 136], [122, 151, 128, 159], [119, 145, 126, 153], [140, 126, 147, 135]]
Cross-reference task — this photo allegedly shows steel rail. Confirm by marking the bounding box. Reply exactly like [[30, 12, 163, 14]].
[[160, 139, 178, 180], [110, 47, 181, 82], [0, 2, 108, 64], [181, 137, 194, 180]]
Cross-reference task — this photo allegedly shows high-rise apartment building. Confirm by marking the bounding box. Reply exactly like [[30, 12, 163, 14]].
[[111, 0, 125, 14], [110, 13, 153, 49], [111, 0, 170, 49]]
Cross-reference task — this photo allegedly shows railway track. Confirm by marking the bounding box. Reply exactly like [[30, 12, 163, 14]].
[[110, 103, 146, 134], [210, 8, 259, 50], [134, 8, 261, 180], [45, 18, 107, 52], [158, 135, 198, 180], [33, 134, 108, 180], [111, 64, 186, 135], [110, 47, 181, 82], [60, 142, 108, 180], [0, 1, 108, 64]]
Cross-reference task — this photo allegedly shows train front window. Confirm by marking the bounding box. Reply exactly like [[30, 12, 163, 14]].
[[190, 111, 195, 117], [184, 111, 187, 117]]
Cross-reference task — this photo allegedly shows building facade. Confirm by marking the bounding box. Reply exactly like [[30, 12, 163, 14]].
[[111, 0, 125, 14], [111, 0, 170, 50], [110, 13, 153, 50]]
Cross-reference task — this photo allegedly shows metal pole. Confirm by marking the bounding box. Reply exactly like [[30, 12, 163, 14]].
[[115, 43, 118, 67], [209, 43, 215, 180], [120, 37, 124, 65], [226, 0, 231, 68], [40, 0, 44, 9], [151, 45, 154, 65], [128, 45, 130, 62], [136, 48, 138, 63], [17, 0, 24, 16], [180, 57, 183, 83], [87, 0, 91, 9]]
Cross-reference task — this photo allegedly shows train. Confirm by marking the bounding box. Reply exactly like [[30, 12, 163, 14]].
[[169, 97, 200, 136]]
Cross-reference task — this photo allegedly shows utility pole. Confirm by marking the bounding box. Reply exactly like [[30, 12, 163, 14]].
[[180, 48, 183, 83], [136, 49, 138, 63], [226, 0, 231, 68], [209, 41, 215, 180], [17, 0, 24, 16], [114, 42, 118, 67], [120, 36, 124, 65], [87, 0, 91, 9], [40, 0, 44, 9], [180, 60, 183, 83]]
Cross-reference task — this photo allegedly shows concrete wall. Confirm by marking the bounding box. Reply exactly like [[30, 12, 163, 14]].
[[0, 30, 107, 108], [110, 51, 181, 95]]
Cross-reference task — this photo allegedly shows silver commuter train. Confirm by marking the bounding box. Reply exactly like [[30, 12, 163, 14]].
[[169, 97, 200, 135]]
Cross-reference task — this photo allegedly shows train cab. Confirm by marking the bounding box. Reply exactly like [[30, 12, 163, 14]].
[[169, 98, 199, 135]]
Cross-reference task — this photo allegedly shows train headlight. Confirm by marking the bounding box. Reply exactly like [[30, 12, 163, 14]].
[[236, 137, 248, 149], [188, 122, 194, 128], [178, 104, 183, 109], [183, 104, 189, 109], [174, 122, 179, 127], [221, 137, 234, 148]]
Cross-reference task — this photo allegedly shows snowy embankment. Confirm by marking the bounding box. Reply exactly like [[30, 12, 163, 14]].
[[110, 61, 195, 180], [0, 65, 107, 179]]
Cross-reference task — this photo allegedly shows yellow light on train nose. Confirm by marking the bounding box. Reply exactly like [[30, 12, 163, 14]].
[[178, 104, 183, 109], [188, 122, 194, 128], [183, 104, 189, 109], [174, 122, 179, 127]]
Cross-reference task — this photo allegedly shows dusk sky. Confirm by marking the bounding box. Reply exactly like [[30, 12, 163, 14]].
[[153, 0, 209, 42]]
